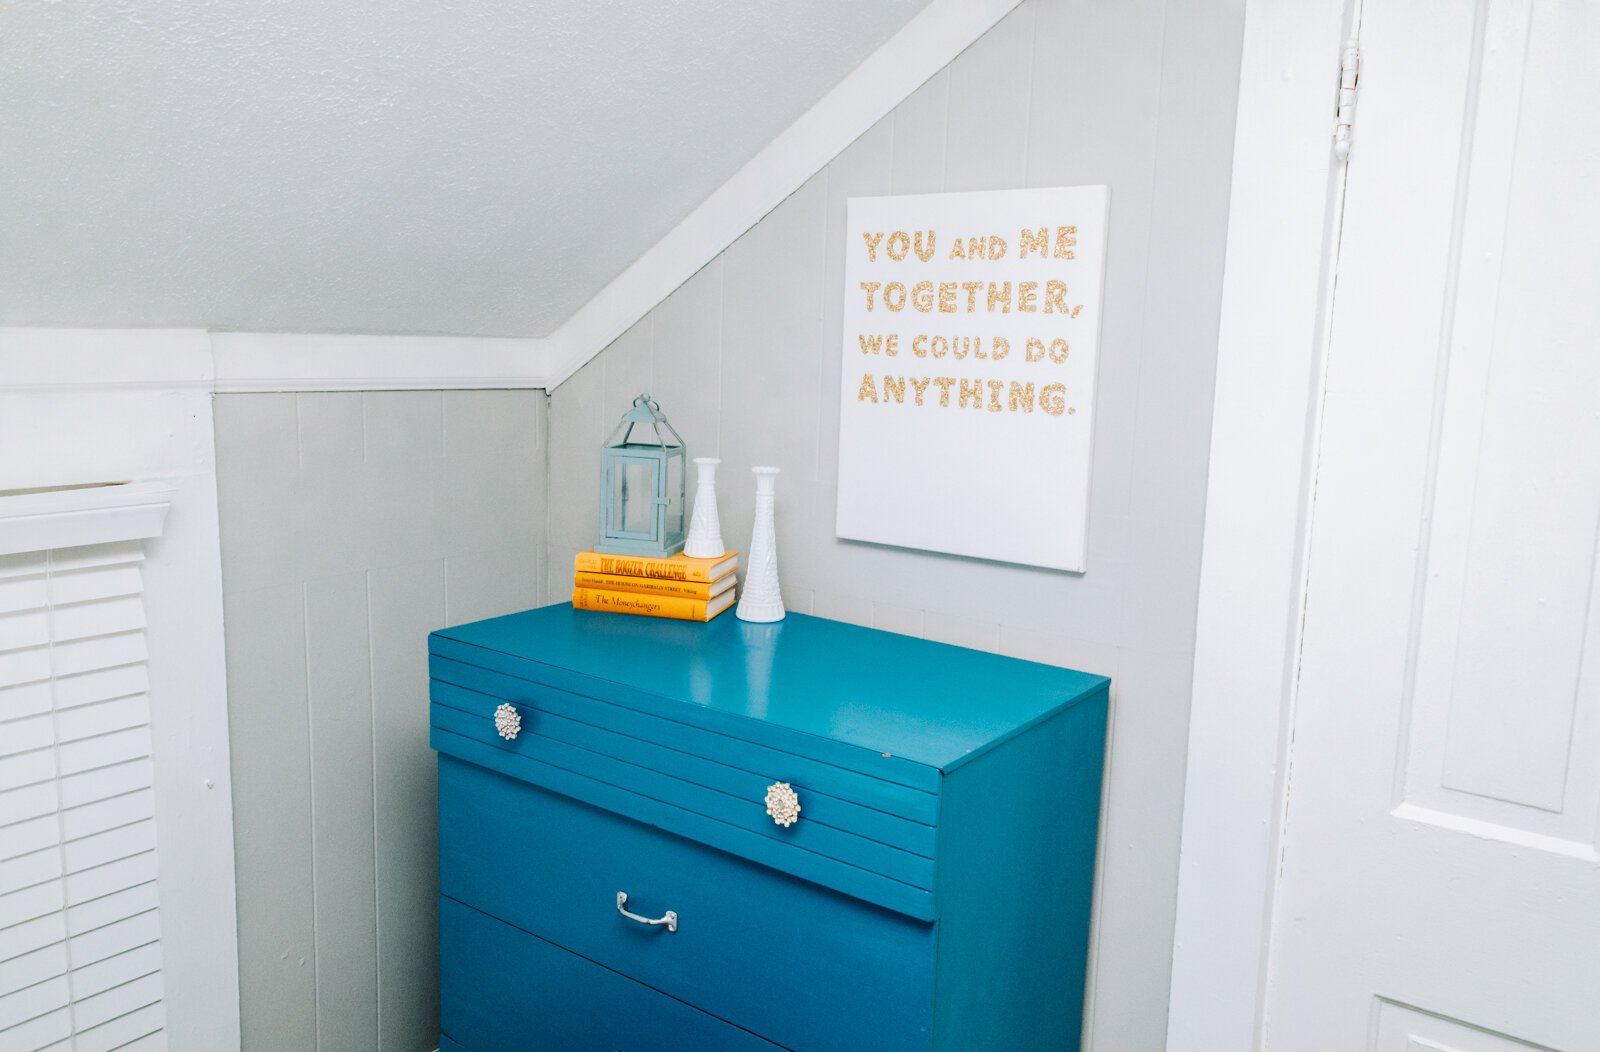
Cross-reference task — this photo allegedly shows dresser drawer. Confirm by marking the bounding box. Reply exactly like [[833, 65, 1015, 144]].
[[430, 656, 939, 919], [440, 895, 782, 1052], [440, 755, 938, 1051], [430, 626, 940, 793]]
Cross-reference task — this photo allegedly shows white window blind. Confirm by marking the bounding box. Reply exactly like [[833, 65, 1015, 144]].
[[1, 540, 166, 1052]]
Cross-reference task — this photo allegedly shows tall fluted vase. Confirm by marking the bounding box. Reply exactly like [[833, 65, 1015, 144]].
[[736, 466, 785, 623], [684, 457, 725, 558]]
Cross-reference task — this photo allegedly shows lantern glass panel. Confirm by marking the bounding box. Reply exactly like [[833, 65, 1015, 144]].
[[665, 455, 684, 539], [610, 457, 656, 537]]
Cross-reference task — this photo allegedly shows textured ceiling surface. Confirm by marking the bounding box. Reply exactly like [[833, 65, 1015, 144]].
[[0, 0, 929, 336]]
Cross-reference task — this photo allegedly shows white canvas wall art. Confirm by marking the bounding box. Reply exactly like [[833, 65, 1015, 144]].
[[836, 186, 1109, 571]]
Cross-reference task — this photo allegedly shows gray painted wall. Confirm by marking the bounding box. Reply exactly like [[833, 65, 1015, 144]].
[[215, 391, 545, 1051], [544, 1, 1243, 1046]]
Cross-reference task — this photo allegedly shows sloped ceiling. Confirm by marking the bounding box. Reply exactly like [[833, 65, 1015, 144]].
[[0, 0, 931, 337]]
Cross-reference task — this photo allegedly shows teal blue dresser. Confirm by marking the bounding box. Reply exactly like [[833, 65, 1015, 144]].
[[429, 603, 1109, 1050]]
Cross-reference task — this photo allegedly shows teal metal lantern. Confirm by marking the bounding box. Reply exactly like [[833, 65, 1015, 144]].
[[596, 394, 687, 556]]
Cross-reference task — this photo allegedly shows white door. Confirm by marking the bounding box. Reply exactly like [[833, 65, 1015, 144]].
[[1263, 1, 1600, 1049]]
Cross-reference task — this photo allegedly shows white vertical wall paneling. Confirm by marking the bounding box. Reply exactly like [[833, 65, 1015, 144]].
[[0, 540, 167, 1052], [542, 1, 1245, 1045], [216, 390, 545, 1051]]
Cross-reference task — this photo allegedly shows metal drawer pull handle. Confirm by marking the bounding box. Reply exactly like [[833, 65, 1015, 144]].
[[493, 703, 521, 741], [616, 892, 677, 933]]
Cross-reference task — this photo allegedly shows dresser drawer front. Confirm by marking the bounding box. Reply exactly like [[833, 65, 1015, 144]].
[[429, 666, 937, 827], [431, 631, 940, 792], [430, 657, 941, 915], [441, 756, 937, 1051], [440, 895, 781, 1052]]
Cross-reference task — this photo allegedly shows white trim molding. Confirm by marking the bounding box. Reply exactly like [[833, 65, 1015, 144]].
[[0, 328, 555, 393], [1165, 0, 1357, 1048], [210, 331, 556, 392], [539, 0, 1025, 388], [0, 481, 174, 555]]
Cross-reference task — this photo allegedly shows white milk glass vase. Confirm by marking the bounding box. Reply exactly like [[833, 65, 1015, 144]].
[[684, 457, 726, 559], [736, 466, 785, 623]]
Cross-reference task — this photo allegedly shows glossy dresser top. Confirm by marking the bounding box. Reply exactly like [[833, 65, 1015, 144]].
[[432, 603, 1108, 771]]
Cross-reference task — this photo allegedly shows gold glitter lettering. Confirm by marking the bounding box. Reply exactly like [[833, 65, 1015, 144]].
[[992, 337, 1010, 361], [966, 237, 984, 259], [912, 334, 929, 358], [887, 230, 910, 261], [912, 281, 934, 312], [1018, 281, 1038, 312], [1041, 383, 1067, 415], [962, 281, 983, 312], [931, 336, 949, 359], [910, 376, 931, 406], [1025, 337, 1046, 362], [1044, 280, 1069, 314], [948, 238, 967, 260], [914, 230, 936, 262], [857, 373, 878, 404], [859, 281, 881, 311], [934, 376, 956, 407], [987, 380, 1005, 413], [1049, 338, 1069, 364], [884, 282, 907, 312], [951, 336, 968, 361], [858, 333, 883, 356], [959, 378, 984, 410], [987, 282, 1012, 313], [988, 235, 1008, 259], [1009, 381, 1036, 412], [883, 375, 906, 404], [969, 337, 985, 361], [938, 282, 957, 313], [862, 231, 884, 262], [1019, 227, 1049, 258], [885, 334, 900, 357], [1054, 226, 1078, 259]]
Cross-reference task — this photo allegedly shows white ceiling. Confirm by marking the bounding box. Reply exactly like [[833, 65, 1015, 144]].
[[0, 0, 931, 337]]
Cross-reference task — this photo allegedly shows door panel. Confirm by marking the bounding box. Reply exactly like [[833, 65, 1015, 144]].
[[1265, 0, 1600, 1048]]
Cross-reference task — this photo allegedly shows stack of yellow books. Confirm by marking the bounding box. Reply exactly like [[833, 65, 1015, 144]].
[[571, 550, 740, 622]]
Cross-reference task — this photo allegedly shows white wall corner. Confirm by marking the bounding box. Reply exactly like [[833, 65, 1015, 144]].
[[539, 0, 1026, 390]]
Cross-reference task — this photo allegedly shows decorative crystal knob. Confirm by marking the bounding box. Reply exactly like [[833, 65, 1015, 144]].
[[764, 781, 800, 827], [493, 703, 522, 741]]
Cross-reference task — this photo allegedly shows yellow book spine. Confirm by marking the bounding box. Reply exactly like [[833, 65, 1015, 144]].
[[571, 587, 727, 622], [573, 572, 723, 600], [573, 552, 727, 583]]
